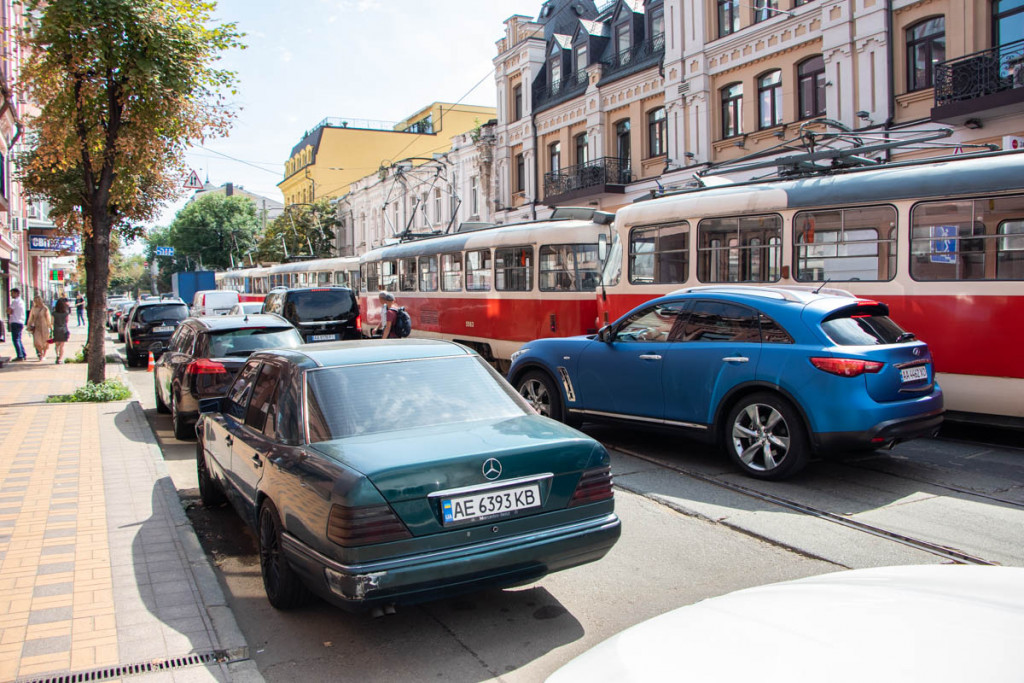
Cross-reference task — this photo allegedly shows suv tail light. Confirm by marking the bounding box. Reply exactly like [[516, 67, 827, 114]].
[[569, 466, 614, 507], [356, 315, 362, 332], [186, 359, 228, 375], [810, 357, 884, 377], [328, 504, 411, 547]]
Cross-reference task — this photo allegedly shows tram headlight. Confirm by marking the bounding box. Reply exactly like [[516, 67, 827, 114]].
[[510, 347, 530, 363]]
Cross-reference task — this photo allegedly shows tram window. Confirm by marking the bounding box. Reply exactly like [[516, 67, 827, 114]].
[[911, 195, 1024, 281], [793, 206, 896, 282], [998, 220, 1024, 279], [629, 223, 689, 285], [380, 260, 398, 291], [466, 249, 492, 291], [495, 247, 533, 291], [333, 271, 347, 286], [399, 258, 417, 292], [318, 272, 331, 286], [539, 244, 601, 291], [697, 215, 782, 283], [364, 262, 380, 292], [419, 255, 439, 292], [441, 253, 463, 292]]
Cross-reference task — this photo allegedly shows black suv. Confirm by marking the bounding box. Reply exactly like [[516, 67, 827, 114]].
[[124, 297, 189, 367], [261, 286, 361, 342]]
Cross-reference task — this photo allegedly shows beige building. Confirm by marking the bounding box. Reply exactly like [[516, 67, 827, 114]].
[[492, 0, 1024, 211]]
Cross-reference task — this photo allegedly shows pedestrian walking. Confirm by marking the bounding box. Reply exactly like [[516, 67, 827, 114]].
[[26, 295, 52, 361], [375, 291, 397, 339], [6, 287, 27, 361], [52, 297, 71, 364], [75, 293, 85, 326]]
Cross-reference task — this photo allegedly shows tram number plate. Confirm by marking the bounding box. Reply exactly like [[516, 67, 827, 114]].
[[310, 334, 339, 342], [900, 366, 928, 382], [442, 484, 541, 525]]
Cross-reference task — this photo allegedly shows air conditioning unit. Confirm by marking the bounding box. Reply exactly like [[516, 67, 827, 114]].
[[26, 204, 40, 219]]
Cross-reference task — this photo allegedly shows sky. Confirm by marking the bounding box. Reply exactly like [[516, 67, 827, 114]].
[[155, 0, 534, 231]]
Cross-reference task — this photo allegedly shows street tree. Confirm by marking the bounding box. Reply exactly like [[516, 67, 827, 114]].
[[15, 0, 243, 383], [256, 200, 338, 263], [165, 193, 261, 270]]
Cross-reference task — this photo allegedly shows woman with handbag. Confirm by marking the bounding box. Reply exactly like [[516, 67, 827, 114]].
[[26, 295, 52, 361], [52, 297, 71, 364]]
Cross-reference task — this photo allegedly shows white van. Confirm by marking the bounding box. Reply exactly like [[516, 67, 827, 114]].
[[190, 290, 239, 316]]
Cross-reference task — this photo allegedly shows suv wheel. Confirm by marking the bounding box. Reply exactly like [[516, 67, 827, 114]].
[[516, 371, 580, 427], [724, 392, 809, 480], [155, 380, 169, 414], [196, 439, 226, 507], [171, 392, 193, 441]]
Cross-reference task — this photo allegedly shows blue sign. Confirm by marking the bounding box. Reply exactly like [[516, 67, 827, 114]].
[[28, 234, 81, 253], [929, 225, 957, 264], [155, 246, 176, 256]]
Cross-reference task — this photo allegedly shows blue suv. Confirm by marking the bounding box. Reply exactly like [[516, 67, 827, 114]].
[[508, 286, 944, 480]]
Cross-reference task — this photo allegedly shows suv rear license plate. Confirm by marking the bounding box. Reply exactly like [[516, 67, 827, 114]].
[[900, 366, 928, 382], [442, 483, 541, 525], [310, 333, 339, 342], [153, 326, 174, 333]]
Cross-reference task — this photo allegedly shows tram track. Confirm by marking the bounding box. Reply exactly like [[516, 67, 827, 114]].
[[605, 442, 1001, 566]]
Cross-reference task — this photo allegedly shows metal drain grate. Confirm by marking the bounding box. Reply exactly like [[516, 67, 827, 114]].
[[19, 651, 223, 683]]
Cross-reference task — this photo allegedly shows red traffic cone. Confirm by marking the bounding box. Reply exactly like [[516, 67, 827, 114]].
[[147, 351, 155, 372]]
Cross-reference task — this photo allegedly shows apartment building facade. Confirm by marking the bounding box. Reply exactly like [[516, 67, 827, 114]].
[[491, 0, 1024, 217]]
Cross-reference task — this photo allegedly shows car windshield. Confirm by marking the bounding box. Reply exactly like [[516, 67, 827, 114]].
[[137, 304, 187, 323], [285, 290, 354, 321], [208, 327, 303, 357], [821, 305, 908, 345], [305, 355, 528, 441]]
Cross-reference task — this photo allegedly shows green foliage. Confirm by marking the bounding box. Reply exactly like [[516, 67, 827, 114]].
[[158, 194, 261, 271], [256, 200, 338, 263], [65, 345, 88, 364], [47, 379, 132, 403]]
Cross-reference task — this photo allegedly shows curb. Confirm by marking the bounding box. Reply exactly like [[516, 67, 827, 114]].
[[116, 362, 263, 681]]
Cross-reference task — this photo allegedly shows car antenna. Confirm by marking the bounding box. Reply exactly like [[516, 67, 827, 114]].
[[814, 278, 831, 294]]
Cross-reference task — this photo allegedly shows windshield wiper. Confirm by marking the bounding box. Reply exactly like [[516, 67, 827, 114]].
[[896, 332, 916, 343]]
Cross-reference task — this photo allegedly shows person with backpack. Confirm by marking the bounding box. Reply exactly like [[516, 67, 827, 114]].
[[375, 291, 411, 339]]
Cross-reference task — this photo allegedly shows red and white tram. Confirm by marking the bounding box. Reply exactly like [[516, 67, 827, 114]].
[[598, 150, 1024, 426], [359, 208, 614, 370]]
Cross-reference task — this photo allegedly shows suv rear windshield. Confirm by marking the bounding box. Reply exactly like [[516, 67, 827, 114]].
[[208, 327, 303, 357], [285, 290, 354, 321], [137, 304, 188, 324], [305, 356, 527, 441], [821, 304, 908, 345]]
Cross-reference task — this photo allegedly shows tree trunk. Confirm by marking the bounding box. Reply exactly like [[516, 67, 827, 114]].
[[84, 220, 112, 385]]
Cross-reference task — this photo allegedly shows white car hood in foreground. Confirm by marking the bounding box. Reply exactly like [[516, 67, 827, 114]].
[[549, 565, 1024, 683]]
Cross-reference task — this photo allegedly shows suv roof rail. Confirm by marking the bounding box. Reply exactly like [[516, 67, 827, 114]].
[[667, 284, 856, 302]]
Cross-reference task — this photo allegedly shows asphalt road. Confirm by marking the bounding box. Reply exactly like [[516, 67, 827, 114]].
[[119, 352, 1024, 682]]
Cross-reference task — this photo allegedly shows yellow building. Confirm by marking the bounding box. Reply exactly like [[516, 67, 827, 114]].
[[278, 102, 497, 206]]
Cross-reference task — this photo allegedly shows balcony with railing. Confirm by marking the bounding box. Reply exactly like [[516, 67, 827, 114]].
[[932, 38, 1024, 124], [543, 157, 633, 203], [599, 33, 665, 84]]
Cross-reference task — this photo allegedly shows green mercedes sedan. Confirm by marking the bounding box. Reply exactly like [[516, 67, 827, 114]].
[[195, 339, 621, 613]]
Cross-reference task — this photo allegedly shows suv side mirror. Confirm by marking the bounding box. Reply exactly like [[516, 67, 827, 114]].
[[597, 325, 614, 343], [198, 397, 224, 414]]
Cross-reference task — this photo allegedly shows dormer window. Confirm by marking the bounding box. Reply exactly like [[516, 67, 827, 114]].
[[650, 6, 665, 47], [616, 22, 632, 66], [550, 52, 562, 88], [575, 43, 588, 79]]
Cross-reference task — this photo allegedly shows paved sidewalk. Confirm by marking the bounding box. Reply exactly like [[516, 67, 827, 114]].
[[0, 326, 261, 683]]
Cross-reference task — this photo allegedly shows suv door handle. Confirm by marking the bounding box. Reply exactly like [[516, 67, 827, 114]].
[[722, 356, 749, 363], [251, 454, 263, 468], [638, 354, 662, 360], [224, 435, 233, 446]]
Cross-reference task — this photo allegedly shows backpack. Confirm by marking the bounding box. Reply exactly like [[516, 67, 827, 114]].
[[392, 307, 412, 338]]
